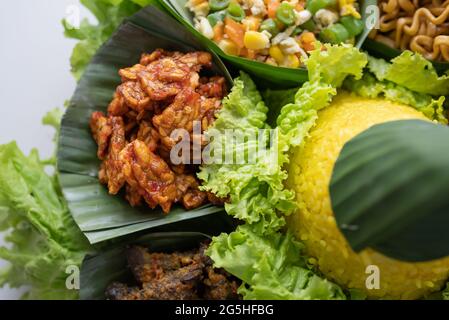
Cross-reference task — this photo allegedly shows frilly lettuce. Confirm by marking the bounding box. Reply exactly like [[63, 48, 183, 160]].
[[198, 72, 295, 234], [203, 46, 368, 299], [207, 225, 345, 300], [277, 45, 368, 149], [344, 73, 447, 124], [0, 110, 90, 299], [367, 52, 449, 96]]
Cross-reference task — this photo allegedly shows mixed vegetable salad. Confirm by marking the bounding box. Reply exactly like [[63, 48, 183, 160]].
[[187, 0, 364, 67]]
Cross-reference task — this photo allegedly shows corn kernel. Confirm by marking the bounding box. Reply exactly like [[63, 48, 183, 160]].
[[242, 16, 261, 31], [218, 39, 240, 56], [341, 4, 361, 19], [269, 45, 284, 64], [282, 54, 300, 68], [244, 31, 270, 50]]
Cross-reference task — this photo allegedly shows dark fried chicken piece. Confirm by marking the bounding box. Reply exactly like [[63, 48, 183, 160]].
[[203, 267, 240, 300], [106, 244, 240, 300], [119, 140, 177, 213], [105, 282, 144, 300], [126, 246, 191, 283]]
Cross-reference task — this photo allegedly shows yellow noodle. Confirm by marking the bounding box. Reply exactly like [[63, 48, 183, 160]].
[[372, 0, 449, 61]]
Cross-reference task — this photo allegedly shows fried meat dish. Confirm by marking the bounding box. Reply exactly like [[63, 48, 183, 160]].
[[105, 243, 241, 300], [90, 49, 226, 213]]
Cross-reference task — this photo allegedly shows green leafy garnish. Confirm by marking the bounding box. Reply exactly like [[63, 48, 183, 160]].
[[0, 111, 90, 300]]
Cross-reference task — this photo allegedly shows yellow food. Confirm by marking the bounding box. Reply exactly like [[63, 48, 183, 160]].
[[218, 39, 240, 55], [282, 54, 300, 68], [287, 93, 449, 299], [244, 31, 270, 50], [269, 45, 284, 64]]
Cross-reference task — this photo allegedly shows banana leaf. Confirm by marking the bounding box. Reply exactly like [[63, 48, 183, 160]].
[[57, 5, 232, 244], [330, 120, 449, 262], [158, 0, 376, 88], [363, 38, 449, 74], [80, 232, 210, 300]]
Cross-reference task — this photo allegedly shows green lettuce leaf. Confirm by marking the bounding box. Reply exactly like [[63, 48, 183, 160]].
[[198, 73, 295, 234], [367, 52, 449, 96], [277, 44, 368, 150], [0, 111, 90, 300], [207, 225, 346, 300], [63, 0, 155, 79], [306, 44, 367, 87], [344, 73, 447, 124]]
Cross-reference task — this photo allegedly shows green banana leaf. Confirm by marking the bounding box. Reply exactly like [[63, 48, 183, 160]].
[[363, 38, 449, 74], [57, 5, 232, 244], [330, 120, 449, 262], [80, 232, 210, 299], [158, 0, 377, 88]]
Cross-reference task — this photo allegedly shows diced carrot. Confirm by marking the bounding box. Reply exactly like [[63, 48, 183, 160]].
[[239, 48, 256, 59], [213, 23, 224, 42], [267, 0, 280, 19], [300, 32, 316, 52], [295, 3, 304, 11], [224, 17, 245, 49]]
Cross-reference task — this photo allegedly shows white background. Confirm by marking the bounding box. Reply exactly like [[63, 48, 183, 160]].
[[0, 0, 92, 299]]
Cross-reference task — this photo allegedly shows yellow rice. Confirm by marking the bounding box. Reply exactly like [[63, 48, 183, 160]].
[[286, 93, 449, 299]]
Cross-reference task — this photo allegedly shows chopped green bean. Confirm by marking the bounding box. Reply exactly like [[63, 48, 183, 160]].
[[209, 0, 230, 11], [306, 0, 337, 14], [300, 19, 316, 31], [260, 18, 280, 36], [227, 2, 245, 21], [340, 16, 364, 37], [207, 10, 227, 26], [276, 2, 295, 26], [319, 23, 350, 44]]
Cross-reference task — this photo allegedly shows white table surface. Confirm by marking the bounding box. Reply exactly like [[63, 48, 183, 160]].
[[0, 0, 92, 300]]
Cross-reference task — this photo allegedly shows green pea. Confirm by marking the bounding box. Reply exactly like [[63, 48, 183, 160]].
[[227, 2, 245, 21], [276, 2, 295, 26], [340, 16, 364, 37], [306, 0, 337, 14], [209, 0, 230, 11], [300, 19, 316, 31], [207, 10, 227, 27], [260, 18, 280, 36], [319, 23, 350, 44]]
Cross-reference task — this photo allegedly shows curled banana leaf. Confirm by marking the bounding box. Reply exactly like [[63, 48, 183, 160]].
[[57, 5, 231, 244]]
